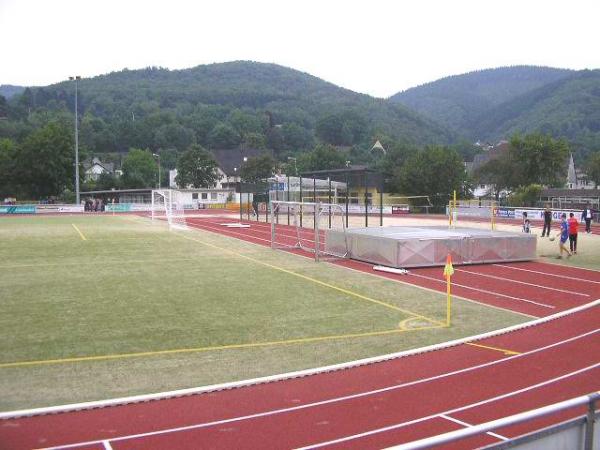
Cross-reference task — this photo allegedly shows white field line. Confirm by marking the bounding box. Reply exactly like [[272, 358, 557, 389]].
[[407, 272, 555, 309], [439, 414, 508, 441], [23, 330, 600, 450], [455, 268, 590, 297], [102, 441, 113, 450], [191, 220, 553, 309], [494, 263, 600, 284], [296, 363, 600, 450]]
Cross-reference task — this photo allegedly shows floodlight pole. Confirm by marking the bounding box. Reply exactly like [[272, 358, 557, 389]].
[[153, 153, 161, 188], [287, 157, 297, 176], [70, 76, 81, 204]]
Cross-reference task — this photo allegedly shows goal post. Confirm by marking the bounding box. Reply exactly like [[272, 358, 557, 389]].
[[270, 201, 349, 262], [151, 189, 188, 230]]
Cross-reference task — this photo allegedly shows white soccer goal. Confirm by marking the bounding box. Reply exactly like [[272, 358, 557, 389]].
[[151, 189, 188, 230], [270, 201, 349, 262]]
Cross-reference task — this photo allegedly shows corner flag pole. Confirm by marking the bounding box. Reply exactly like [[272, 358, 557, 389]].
[[443, 253, 454, 327]]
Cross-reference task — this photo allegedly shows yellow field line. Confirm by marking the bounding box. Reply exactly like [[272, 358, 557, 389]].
[[71, 224, 87, 241], [0, 325, 445, 369], [178, 233, 444, 327], [465, 342, 521, 355]]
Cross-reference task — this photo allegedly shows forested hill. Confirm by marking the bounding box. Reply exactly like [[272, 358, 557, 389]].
[[0, 85, 25, 99], [472, 70, 600, 159], [2, 61, 456, 157], [390, 66, 573, 137]]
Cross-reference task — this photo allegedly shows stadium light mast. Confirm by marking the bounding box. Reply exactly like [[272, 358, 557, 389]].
[[152, 153, 161, 188], [287, 157, 297, 176], [69, 76, 81, 204]]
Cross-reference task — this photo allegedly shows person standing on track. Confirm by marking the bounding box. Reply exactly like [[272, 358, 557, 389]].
[[541, 205, 552, 237], [522, 211, 531, 233], [251, 196, 259, 218], [581, 203, 593, 234], [557, 213, 572, 259], [568, 212, 579, 254]]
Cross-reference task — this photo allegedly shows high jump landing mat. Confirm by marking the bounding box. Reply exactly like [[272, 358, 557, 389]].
[[325, 226, 537, 268]]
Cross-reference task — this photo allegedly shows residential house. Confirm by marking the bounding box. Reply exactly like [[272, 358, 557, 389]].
[[83, 157, 120, 181]]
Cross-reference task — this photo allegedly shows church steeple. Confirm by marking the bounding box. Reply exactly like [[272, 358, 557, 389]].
[[567, 153, 577, 188]]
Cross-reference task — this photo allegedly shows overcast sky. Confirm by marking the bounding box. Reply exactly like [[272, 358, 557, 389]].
[[1, 0, 599, 98]]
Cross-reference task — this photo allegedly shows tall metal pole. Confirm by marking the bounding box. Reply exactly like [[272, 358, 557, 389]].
[[380, 175, 384, 227], [70, 76, 81, 204], [153, 153, 161, 188]]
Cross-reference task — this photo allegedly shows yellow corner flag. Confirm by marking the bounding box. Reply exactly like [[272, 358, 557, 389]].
[[443, 254, 453, 327], [443, 253, 454, 278]]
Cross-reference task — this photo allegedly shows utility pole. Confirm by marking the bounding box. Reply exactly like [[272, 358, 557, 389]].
[[69, 76, 81, 204], [153, 153, 161, 188]]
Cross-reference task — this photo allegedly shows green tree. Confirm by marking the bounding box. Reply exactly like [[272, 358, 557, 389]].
[[394, 146, 468, 206], [476, 133, 570, 198], [243, 132, 267, 149], [0, 138, 17, 198], [153, 123, 196, 151], [508, 133, 569, 187], [208, 123, 241, 149], [15, 121, 74, 198], [227, 109, 263, 137], [282, 123, 313, 150], [585, 151, 600, 188], [297, 144, 347, 172], [316, 114, 350, 146], [121, 148, 157, 188], [95, 172, 122, 191], [240, 154, 275, 182], [0, 95, 7, 119], [508, 184, 543, 207], [475, 155, 518, 200], [175, 144, 218, 188]]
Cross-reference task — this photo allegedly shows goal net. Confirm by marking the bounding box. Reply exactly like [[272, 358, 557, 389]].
[[270, 201, 348, 261], [447, 201, 496, 229], [151, 189, 187, 230]]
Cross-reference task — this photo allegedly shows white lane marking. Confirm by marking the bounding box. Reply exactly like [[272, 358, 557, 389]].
[[296, 363, 600, 449], [455, 268, 589, 297], [408, 272, 555, 309], [36, 329, 599, 450], [494, 263, 600, 284], [440, 413, 508, 441], [102, 441, 113, 450]]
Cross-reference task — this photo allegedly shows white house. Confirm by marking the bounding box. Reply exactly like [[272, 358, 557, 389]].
[[83, 157, 120, 181]]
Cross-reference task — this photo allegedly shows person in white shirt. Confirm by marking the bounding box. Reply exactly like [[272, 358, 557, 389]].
[[581, 204, 593, 234]]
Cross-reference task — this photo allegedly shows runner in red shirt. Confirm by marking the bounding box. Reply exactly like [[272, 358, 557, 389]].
[[568, 212, 579, 254]]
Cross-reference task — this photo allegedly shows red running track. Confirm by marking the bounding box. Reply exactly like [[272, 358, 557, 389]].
[[184, 216, 600, 317], [1, 303, 598, 449]]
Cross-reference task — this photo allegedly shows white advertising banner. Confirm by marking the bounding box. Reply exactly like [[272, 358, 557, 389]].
[[36, 204, 84, 214]]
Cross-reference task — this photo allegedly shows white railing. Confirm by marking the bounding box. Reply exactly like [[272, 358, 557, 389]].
[[387, 392, 599, 450]]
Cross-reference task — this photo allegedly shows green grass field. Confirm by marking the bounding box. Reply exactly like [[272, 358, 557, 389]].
[[0, 215, 533, 411]]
